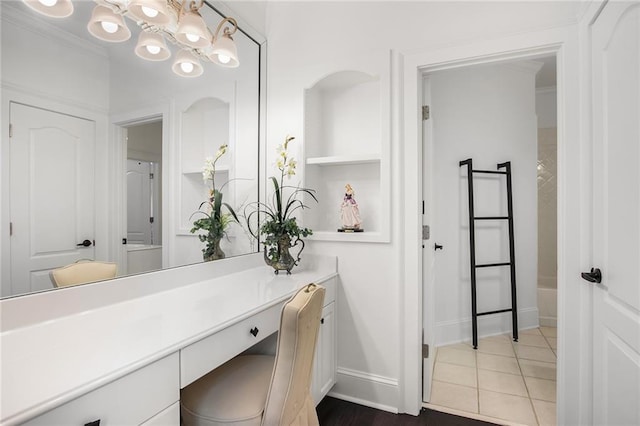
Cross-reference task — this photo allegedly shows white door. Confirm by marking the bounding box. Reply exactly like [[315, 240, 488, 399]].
[[10, 103, 96, 294], [590, 2, 640, 425], [127, 159, 152, 245], [422, 77, 436, 401]]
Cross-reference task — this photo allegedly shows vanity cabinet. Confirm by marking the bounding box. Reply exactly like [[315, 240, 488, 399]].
[[1, 255, 337, 425], [312, 296, 337, 404], [22, 353, 180, 426]]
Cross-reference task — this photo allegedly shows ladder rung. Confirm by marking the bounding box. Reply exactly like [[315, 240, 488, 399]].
[[474, 216, 509, 220], [475, 262, 511, 268], [478, 308, 513, 316], [471, 169, 508, 175]]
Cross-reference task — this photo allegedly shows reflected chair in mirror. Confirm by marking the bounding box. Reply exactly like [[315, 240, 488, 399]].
[[181, 283, 326, 426], [49, 260, 117, 288]]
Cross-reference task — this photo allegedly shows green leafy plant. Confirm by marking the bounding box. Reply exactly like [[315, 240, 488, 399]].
[[190, 144, 239, 260], [246, 135, 317, 263]]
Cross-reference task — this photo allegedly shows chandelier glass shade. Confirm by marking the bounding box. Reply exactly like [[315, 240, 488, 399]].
[[135, 31, 171, 61], [175, 8, 211, 49], [22, 0, 74, 18], [172, 48, 204, 77], [22, 0, 240, 77], [127, 0, 170, 25], [87, 5, 132, 42]]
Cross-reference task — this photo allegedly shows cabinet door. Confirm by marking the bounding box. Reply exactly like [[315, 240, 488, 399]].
[[312, 302, 336, 404]]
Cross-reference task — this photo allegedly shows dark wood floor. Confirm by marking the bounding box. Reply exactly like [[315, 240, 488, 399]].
[[316, 397, 499, 426]]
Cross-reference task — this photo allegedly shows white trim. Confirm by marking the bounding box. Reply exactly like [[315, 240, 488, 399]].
[[1, 82, 108, 115], [402, 25, 585, 419], [536, 86, 558, 95], [110, 104, 172, 273], [328, 367, 399, 414]]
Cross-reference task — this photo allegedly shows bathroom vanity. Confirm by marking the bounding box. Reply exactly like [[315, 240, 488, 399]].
[[0, 254, 337, 425]]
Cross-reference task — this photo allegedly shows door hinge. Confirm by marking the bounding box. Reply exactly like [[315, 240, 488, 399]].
[[422, 343, 430, 359], [422, 225, 430, 240], [9, 123, 13, 138], [422, 105, 430, 121], [149, 173, 154, 179], [9, 222, 13, 236]]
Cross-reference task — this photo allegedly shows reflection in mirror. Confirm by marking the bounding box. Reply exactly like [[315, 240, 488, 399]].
[[126, 120, 163, 274], [0, 1, 261, 298]]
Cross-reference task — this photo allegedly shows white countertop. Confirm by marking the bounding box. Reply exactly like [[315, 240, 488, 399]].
[[0, 254, 337, 424]]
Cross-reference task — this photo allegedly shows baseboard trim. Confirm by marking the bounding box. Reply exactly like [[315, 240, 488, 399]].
[[539, 316, 557, 327], [327, 367, 399, 413], [435, 307, 539, 346]]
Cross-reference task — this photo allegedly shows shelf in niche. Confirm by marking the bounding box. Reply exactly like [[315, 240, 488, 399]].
[[306, 154, 380, 166], [307, 230, 386, 243], [182, 165, 230, 175]]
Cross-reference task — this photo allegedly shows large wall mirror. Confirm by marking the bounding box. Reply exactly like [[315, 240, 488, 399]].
[[0, 0, 261, 298]]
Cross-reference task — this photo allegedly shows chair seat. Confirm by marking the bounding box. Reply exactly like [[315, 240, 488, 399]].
[[181, 354, 275, 426]]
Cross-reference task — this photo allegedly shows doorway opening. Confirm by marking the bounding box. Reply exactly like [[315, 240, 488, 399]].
[[422, 54, 558, 426], [123, 119, 163, 275]]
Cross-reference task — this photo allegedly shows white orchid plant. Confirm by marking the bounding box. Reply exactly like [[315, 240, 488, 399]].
[[245, 135, 317, 263], [190, 144, 239, 259]]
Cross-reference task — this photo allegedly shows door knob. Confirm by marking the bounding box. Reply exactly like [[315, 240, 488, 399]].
[[581, 267, 602, 283], [77, 239, 92, 247], [434, 243, 443, 251]]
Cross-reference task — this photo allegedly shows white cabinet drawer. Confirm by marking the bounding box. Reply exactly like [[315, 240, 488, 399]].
[[140, 401, 179, 426], [180, 302, 284, 387], [24, 353, 179, 426]]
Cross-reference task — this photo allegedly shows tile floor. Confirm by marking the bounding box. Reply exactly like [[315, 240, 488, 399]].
[[427, 327, 557, 426]]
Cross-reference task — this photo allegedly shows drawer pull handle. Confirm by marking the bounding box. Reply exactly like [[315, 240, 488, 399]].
[[250, 327, 259, 337], [321, 318, 325, 324], [85, 420, 101, 426]]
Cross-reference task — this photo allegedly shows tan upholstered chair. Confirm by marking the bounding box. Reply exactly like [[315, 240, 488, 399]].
[[181, 283, 326, 426], [49, 260, 117, 288]]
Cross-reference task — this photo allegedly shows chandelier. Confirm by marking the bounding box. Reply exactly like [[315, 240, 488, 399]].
[[21, 0, 240, 78]]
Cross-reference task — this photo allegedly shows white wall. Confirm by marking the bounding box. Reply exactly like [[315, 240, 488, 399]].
[[536, 88, 557, 327], [431, 62, 539, 346], [264, 0, 580, 412]]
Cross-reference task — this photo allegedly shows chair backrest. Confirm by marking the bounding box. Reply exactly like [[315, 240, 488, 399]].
[[262, 283, 326, 426], [50, 261, 117, 288]]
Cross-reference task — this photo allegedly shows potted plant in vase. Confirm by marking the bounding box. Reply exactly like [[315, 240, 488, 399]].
[[246, 135, 317, 274], [190, 144, 239, 261]]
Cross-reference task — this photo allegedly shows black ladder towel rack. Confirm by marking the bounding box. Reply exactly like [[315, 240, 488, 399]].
[[459, 158, 518, 349]]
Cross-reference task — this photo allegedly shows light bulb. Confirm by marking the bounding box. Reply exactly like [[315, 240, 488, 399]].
[[38, 0, 58, 6], [180, 62, 194, 74], [146, 45, 161, 55], [217, 54, 231, 64], [186, 33, 200, 43], [141, 6, 159, 18], [101, 21, 119, 34]]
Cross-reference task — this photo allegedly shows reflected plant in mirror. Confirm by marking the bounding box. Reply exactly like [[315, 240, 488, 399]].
[[246, 136, 317, 275], [190, 145, 239, 261]]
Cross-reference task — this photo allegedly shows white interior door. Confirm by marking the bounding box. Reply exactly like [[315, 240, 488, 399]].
[[590, 2, 640, 425], [10, 103, 95, 294], [126, 159, 152, 245], [422, 77, 435, 402]]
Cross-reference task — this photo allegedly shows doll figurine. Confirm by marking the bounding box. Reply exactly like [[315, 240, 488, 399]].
[[340, 184, 362, 231]]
